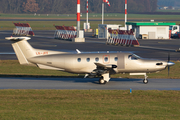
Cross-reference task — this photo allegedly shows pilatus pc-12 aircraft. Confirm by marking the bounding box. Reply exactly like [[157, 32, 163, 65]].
[[6, 37, 175, 84]]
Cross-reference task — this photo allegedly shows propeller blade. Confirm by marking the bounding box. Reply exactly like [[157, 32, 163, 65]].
[[168, 53, 170, 77], [168, 53, 170, 62]]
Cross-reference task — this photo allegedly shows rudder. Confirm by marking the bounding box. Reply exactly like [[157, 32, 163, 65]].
[[5, 37, 36, 65]]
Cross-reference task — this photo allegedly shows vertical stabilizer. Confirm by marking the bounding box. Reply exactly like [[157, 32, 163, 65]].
[[5, 37, 36, 65], [6, 37, 69, 65]]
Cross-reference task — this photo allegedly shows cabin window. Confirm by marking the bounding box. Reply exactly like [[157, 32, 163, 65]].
[[104, 57, 108, 62], [114, 57, 118, 61], [95, 57, 99, 62], [87, 58, 90, 62], [77, 58, 81, 62]]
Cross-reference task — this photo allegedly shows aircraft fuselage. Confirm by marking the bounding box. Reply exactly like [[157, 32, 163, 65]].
[[28, 52, 168, 74]]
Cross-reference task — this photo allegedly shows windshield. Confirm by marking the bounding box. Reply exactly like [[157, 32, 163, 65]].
[[128, 54, 141, 60]]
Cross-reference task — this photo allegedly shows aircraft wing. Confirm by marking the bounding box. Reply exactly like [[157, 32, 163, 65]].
[[88, 63, 117, 76], [94, 63, 117, 69], [86, 63, 118, 81]]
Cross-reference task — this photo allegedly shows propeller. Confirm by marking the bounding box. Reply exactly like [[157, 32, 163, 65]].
[[167, 53, 175, 76]]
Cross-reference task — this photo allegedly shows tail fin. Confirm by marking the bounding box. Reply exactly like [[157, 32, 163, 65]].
[[6, 37, 68, 65], [5, 37, 36, 65]]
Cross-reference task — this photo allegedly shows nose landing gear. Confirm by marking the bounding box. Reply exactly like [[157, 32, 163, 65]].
[[143, 74, 148, 84], [130, 73, 149, 84]]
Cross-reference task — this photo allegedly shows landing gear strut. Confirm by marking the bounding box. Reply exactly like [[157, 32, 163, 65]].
[[143, 74, 148, 84]]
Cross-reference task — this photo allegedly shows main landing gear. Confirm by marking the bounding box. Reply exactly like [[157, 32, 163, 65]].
[[99, 73, 110, 84], [99, 77, 107, 84]]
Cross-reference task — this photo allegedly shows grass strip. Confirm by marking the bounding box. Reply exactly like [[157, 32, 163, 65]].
[[0, 60, 179, 79], [0, 21, 125, 30], [1, 13, 180, 20], [1, 20, 180, 30], [0, 90, 180, 120]]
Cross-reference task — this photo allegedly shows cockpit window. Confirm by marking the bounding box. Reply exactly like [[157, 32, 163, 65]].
[[128, 54, 141, 60]]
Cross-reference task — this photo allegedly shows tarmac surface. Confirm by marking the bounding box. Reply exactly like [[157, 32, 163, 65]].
[[0, 77, 180, 90], [0, 30, 180, 90], [0, 30, 180, 60]]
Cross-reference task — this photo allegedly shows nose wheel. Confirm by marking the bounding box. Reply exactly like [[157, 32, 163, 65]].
[[143, 74, 148, 84], [143, 79, 148, 84]]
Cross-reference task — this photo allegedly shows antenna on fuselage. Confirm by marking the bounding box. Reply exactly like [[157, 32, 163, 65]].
[[76, 49, 81, 54]]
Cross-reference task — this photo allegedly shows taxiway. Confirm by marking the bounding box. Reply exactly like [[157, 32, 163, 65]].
[[0, 77, 180, 90]]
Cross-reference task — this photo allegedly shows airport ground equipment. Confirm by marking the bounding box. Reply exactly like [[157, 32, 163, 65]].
[[106, 29, 140, 46], [169, 25, 180, 38], [92, 29, 98, 38], [54, 25, 77, 40], [12, 22, 35, 36]]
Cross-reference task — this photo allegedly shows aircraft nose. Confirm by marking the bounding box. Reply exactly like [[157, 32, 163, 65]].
[[167, 61, 175, 66]]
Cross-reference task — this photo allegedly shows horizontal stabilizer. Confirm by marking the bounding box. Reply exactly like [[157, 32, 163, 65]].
[[5, 37, 31, 41]]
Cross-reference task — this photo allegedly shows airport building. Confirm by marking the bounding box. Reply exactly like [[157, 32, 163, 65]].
[[126, 22, 176, 39]]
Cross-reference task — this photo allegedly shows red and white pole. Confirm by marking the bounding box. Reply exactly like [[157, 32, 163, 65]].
[[77, 0, 80, 37], [125, 0, 127, 30], [86, 0, 88, 29], [102, 1, 104, 24]]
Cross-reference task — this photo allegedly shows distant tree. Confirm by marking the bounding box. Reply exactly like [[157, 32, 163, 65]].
[[36, 0, 50, 13], [145, 0, 151, 12], [0, 0, 158, 14], [23, 0, 40, 13]]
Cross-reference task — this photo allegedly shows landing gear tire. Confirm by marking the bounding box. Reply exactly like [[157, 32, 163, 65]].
[[99, 77, 107, 84], [143, 79, 148, 84]]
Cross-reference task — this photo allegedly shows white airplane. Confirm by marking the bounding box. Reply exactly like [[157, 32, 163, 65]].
[[6, 37, 175, 84]]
